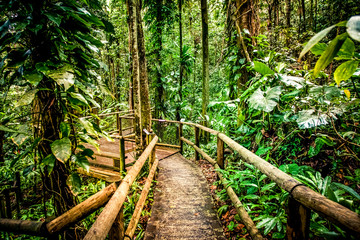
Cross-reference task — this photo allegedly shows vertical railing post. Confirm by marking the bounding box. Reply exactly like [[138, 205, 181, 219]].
[[179, 122, 183, 154], [194, 127, 199, 161], [109, 205, 125, 240], [119, 117, 123, 136], [116, 113, 120, 132], [118, 136, 126, 172], [15, 172, 22, 202], [286, 197, 310, 240], [4, 188, 11, 219], [146, 133, 155, 170], [217, 136, 224, 169]]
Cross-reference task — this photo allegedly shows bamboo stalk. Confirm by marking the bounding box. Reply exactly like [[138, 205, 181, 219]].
[[84, 136, 158, 240], [125, 157, 159, 239], [46, 183, 117, 234]]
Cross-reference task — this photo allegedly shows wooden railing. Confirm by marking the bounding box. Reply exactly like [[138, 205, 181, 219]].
[[149, 118, 360, 239], [0, 132, 158, 240]]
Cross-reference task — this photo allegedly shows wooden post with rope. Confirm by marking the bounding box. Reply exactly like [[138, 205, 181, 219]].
[[179, 122, 183, 154], [286, 197, 310, 240], [217, 136, 224, 169], [194, 126, 199, 161]]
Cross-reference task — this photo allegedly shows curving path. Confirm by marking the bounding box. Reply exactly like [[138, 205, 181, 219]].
[[144, 153, 225, 240]]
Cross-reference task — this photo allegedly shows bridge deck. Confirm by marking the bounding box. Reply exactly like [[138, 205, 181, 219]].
[[144, 153, 225, 240]]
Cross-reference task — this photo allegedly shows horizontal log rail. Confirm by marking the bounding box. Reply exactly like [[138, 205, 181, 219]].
[[46, 183, 117, 234], [84, 135, 158, 240], [0, 219, 47, 236]]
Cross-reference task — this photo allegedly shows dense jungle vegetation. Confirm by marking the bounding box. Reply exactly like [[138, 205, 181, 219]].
[[1, 0, 360, 239]]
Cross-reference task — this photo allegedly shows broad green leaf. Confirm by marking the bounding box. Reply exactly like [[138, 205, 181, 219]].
[[248, 86, 282, 112], [314, 33, 348, 76], [310, 43, 327, 56], [48, 66, 75, 91], [309, 86, 341, 102], [253, 61, 275, 75], [79, 118, 97, 136], [42, 154, 56, 174], [51, 137, 72, 162], [67, 173, 81, 193], [0, 125, 27, 134], [346, 16, 360, 41], [331, 182, 360, 201], [69, 92, 88, 105], [280, 75, 305, 89], [334, 60, 359, 85], [300, 25, 336, 60], [71, 155, 90, 172], [336, 38, 355, 60], [296, 110, 329, 129], [60, 122, 71, 138], [24, 72, 43, 86], [15, 89, 39, 107], [45, 13, 62, 27], [255, 146, 272, 156]]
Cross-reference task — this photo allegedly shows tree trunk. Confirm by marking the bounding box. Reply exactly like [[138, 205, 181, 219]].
[[127, 0, 141, 151], [0, 130, 4, 163], [136, 0, 152, 148], [286, 0, 291, 28], [301, 0, 306, 32], [176, 0, 183, 122], [201, 0, 209, 133], [154, 0, 164, 120], [310, 0, 313, 31]]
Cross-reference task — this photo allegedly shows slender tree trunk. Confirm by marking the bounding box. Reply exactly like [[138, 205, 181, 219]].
[[310, 0, 313, 31], [302, 0, 306, 32], [154, 0, 164, 120], [126, 1, 134, 111], [286, 0, 291, 28], [314, 0, 318, 31], [0, 130, 4, 163], [136, 0, 152, 147], [176, 0, 183, 122], [127, 0, 141, 151], [201, 0, 209, 131]]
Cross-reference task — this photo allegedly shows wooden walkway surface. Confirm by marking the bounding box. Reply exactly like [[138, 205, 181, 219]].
[[144, 153, 225, 240]]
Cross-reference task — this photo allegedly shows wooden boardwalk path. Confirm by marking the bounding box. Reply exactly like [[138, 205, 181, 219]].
[[144, 153, 225, 240], [82, 137, 225, 239]]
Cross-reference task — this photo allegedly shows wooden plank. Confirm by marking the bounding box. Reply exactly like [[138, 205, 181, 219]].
[[77, 168, 120, 182], [84, 136, 158, 240], [217, 132, 360, 234], [94, 151, 120, 160], [156, 143, 181, 149], [286, 197, 310, 240], [47, 183, 117, 234], [125, 157, 159, 239], [119, 137, 126, 171], [0, 218, 47, 236]]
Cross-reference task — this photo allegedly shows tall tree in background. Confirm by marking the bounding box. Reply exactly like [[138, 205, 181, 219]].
[[128, 0, 152, 150], [201, 0, 209, 129], [176, 0, 184, 121]]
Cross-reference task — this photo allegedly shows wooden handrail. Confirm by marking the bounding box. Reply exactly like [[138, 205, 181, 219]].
[[84, 135, 158, 240], [217, 133, 360, 234], [46, 183, 117, 234], [0, 219, 47, 236]]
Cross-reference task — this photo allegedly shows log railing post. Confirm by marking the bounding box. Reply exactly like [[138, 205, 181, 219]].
[[109, 206, 125, 240], [217, 136, 224, 169], [4, 188, 11, 219], [119, 136, 126, 172], [119, 117, 123, 136], [116, 113, 120, 132], [194, 127, 199, 161], [179, 123, 183, 154], [15, 172, 22, 202], [146, 133, 156, 169], [286, 197, 310, 240]]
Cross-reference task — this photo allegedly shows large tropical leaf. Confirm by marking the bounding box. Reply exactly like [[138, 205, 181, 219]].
[[296, 110, 329, 129], [253, 61, 275, 76], [247, 86, 282, 112], [48, 65, 75, 91], [299, 25, 336, 60], [346, 15, 360, 42], [15, 89, 39, 107], [314, 33, 348, 76], [51, 137, 72, 162], [334, 60, 359, 85]]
